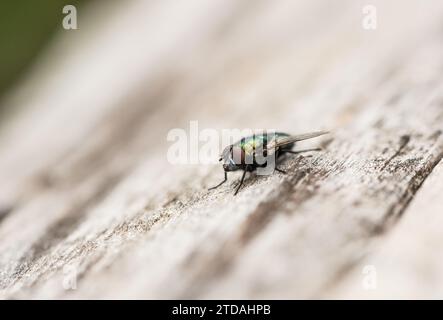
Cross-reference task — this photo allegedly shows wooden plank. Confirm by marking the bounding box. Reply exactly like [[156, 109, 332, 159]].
[[0, 0, 443, 298]]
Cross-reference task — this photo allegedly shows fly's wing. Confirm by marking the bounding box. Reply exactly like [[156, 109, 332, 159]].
[[239, 135, 267, 156], [266, 131, 329, 153]]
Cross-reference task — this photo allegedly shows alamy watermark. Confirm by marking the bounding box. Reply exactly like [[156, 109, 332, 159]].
[[362, 265, 377, 290], [62, 5, 78, 30], [362, 5, 377, 30], [62, 264, 78, 290]]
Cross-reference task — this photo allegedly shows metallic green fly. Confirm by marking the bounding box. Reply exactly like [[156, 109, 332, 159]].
[[209, 131, 328, 195]]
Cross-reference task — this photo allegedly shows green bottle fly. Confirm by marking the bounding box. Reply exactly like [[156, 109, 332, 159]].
[[209, 131, 328, 195]]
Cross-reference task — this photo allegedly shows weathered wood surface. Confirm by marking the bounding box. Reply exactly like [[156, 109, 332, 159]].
[[1, 0, 443, 299]]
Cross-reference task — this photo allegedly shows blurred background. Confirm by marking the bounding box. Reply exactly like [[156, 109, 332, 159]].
[[0, 1, 86, 112]]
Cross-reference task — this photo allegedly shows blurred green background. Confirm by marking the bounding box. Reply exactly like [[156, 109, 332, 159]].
[[0, 1, 87, 107]]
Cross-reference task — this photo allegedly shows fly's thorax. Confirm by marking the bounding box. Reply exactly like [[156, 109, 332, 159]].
[[221, 145, 241, 171]]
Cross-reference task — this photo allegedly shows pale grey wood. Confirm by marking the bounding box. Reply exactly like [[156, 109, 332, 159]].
[[0, 0, 443, 299], [326, 160, 443, 299]]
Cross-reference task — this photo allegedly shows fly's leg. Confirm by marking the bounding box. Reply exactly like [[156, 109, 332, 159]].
[[275, 168, 286, 174], [234, 167, 248, 196], [208, 171, 227, 190]]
